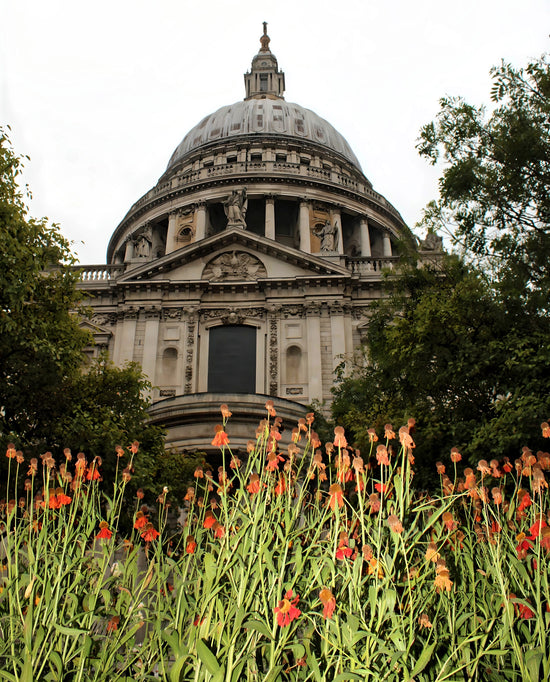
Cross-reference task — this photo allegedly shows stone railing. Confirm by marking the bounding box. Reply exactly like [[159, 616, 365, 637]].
[[127, 158, 404, 220], [346, 257, 399, 276], [74, 264, 125, 282]]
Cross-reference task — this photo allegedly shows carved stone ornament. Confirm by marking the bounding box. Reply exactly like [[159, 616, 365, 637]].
[[90, 313, 116, 326], [202, 251, 267, 281], [163, 309, 183, 320], [201, 307, 265, 322], [281, 305, 304, 318]]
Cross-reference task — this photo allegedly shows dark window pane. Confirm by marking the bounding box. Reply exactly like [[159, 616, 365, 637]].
[[208, 326, 256, 393]]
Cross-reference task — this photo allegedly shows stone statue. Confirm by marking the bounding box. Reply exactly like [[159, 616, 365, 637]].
[[223, 188, 248, 228], [134, 232, 152, 258], [420, 229, 443, 251], [314, 220, 338, 252]]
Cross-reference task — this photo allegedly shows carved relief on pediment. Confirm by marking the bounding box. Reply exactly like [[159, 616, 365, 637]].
[[202, 251, 267, 281]]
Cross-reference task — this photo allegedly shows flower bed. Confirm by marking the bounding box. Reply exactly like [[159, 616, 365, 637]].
[[1, 408, 549, 681]]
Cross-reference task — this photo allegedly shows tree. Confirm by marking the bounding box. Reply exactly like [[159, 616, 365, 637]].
[[331, 257, 550, 485], [0, 126, 90, 442], [332, 53, 550, 483], [0, 129, 198, 504], [417, 53, 550, 313]]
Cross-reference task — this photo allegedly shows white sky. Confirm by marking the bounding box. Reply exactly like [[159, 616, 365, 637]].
[[1, 0, 548, 264]]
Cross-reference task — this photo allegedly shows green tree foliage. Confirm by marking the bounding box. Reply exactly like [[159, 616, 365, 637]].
[[0, 126, 90, 441], [0, 128, 198, 503], [417, 54, 550, 312], [332, 258, 550, 484], [333, 53, 550, 483]]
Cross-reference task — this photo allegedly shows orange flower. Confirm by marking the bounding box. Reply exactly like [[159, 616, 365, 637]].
[[369, 493, 381, 514], [5, 443, 16, 459], [384, 424, 395, 440], [129, 441, 140, 454], [442, 512, 457, 532], [319, 588, 336, 620], [212, 522, 225, 539], [333, 426, 347, 448], [247, 473, 261, 494], [134, 511, 149, 529], [376, 445, 389, 466], [211, 425, 229, 447], [425, 542, 439, 563], [436, 462, 445, 475], [387, 514, 404, 534], [541, 421, 550, 438], [274, 590, 301, 627], [374, 482, 387, 494], [220, 403, 232, 419], [141, 524, 160, 542], [265, 400, 276, 417], [450, 447, 462, 463], [203, 511, 216, 529], [186, 536, 197, 554], [540, 526, 550, 552], [266, 451, 284, 472], [106, 615, 120, 632], [328, 483, 344, 510], [434, 569, 453, 592], [418, 613, 433, 629], [491, 487, 503, 505], [367, 428, 378, 443], [96, 522, 113, 540]]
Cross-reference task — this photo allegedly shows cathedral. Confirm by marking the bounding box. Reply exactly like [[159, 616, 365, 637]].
[[80, 25, 440, 451]]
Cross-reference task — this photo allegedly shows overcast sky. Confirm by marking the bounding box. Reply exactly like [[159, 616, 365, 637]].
[[1, 0, 548, 264]]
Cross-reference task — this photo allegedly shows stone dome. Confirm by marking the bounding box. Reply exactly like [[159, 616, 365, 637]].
[[166, 99, 363, 173]]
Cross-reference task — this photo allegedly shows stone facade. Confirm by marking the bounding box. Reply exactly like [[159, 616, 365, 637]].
[[77, 26, 441, 451]]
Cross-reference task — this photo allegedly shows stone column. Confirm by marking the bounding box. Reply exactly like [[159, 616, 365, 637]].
[[305, 303, 323, 402], [265, 196, 276, 240], [141, 307, 161, 397], [299, 201, 311, 253], [383, 230, 393, 257], [124, 238, 134, 262], [329, 302, 347, 371], [330, 208, 344, 255], [166, 211, 178, 254], [359, 217, 372, 257], [195, 202, 207, 241]]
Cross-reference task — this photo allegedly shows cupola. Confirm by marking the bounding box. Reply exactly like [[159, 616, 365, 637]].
[[244, 22, 285, 99]]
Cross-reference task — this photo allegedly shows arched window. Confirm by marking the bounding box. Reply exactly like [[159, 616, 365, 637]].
[[208, 326, 256, 393], [286, 345, 302, 384]]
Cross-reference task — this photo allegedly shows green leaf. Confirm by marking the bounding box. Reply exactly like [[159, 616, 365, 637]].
[[410, 640, 437, 677], [525, 648, 542, 682], [196, 639, 222, 675], [243, 619, 272, 640]]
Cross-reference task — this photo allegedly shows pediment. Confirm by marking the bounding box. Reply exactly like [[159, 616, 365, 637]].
[[117, 228, 351, 284], [79, 318, 113, 344]]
